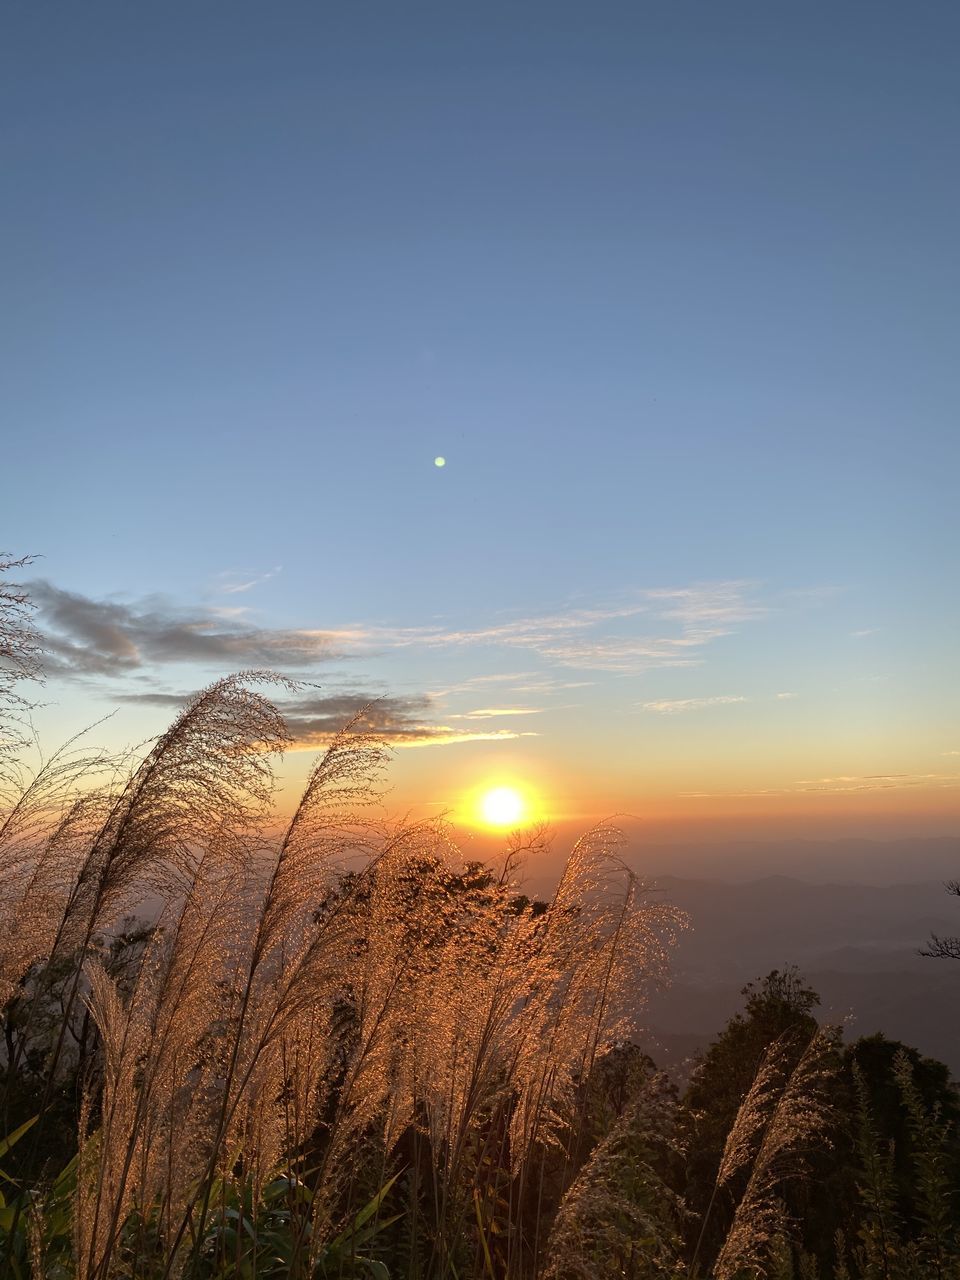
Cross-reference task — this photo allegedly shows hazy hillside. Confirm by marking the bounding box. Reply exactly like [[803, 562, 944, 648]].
[[640, 875, 960, 1074]]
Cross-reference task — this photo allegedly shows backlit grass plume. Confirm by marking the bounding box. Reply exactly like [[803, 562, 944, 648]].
[[542, 1067, 685, 1279], [711, 1029, 837, 1280]]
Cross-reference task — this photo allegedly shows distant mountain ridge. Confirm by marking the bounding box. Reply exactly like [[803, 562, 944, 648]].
[[621, 835, 960, 884]]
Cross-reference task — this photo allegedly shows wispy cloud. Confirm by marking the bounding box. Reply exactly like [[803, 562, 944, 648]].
[[776, 691, 799, 700], [381, 581, 767, 673], [641, 695, 748, 715], [794, 773, 960, 794], [850, 628, 879, 638], [382, 605, 647, 651], [216, 566, 283, 596], [432, 673, 593, 698], [534, 636, 704, 672], [645, 581, 767, 630], [394, 729, 539, 750], [680, 772, 960, 799], [512, 678, 594, 693], [449, 707, 543, 720], [428, 671, 542, 697], [208, 605, 254, 620]]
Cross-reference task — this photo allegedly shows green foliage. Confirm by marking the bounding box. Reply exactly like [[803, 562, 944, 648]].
[[840, 1038, 960, 1280], [892, 1047, 957, 1273], [0, 1118, 77, 1279], [850, 1058, 904, 1278], [186, 1173, 400, 1279]]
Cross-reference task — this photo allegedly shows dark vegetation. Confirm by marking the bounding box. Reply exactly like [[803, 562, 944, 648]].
[[2, 558, 959, 1278]]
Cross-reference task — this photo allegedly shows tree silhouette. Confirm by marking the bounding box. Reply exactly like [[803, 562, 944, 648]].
[[921, 881, 960, 959]]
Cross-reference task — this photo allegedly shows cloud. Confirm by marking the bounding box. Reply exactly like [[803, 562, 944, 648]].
[[533, 636, 704, 673], [217, 566, 283, 596], [31, 577, 772, 683], [428, 671, 541, 697], [112, 686, 536, 750], [28, 581, 364, 678], [776, 691, 799, 700], [641, 695, 748, 714], [644, 581, 767, 631], [115, 689, 434, 739], [113, 690, 193, 708], [793, 773, 960, 794], [450, 708, 543, 720], [378, 581, 766, 673], [281, 691, 430, 744], [208, 605, 254, 620], [280, 677, 559, 739], [431, 672, 593, 698], [681, 772, 960, 799], [382, 605, 648, 652], [850, 628, 879, 638], [395, 729, 539, 749], [279, 692, 538, 750], [512, 678, 594, 693]]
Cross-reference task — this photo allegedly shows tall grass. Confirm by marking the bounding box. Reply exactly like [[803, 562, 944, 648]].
[[710, 1029, 836, 1280], [0, 574, 686, 1278], [6, 565, 928, 1279]]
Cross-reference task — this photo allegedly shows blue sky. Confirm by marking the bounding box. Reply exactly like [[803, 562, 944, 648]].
[[3, 3, 959, 840]]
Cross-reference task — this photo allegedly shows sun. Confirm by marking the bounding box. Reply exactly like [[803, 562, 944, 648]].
[[480, 785, 526, 828], [462, 778, 542, 830]]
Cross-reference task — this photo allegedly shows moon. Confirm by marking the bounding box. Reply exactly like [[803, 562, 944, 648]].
[[434, 456, 446, 467]]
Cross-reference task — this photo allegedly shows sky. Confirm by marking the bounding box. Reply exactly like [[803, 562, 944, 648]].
[[3, 3, 959, 863]]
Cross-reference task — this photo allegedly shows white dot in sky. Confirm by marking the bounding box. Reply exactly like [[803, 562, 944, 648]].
[[434, 456, 446, 467]]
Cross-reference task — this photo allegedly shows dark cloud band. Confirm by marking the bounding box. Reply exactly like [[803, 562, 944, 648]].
[[28, 581, 350, 676]]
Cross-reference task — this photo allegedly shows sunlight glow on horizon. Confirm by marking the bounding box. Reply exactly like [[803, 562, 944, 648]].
[[451, 778, 544, 831]]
